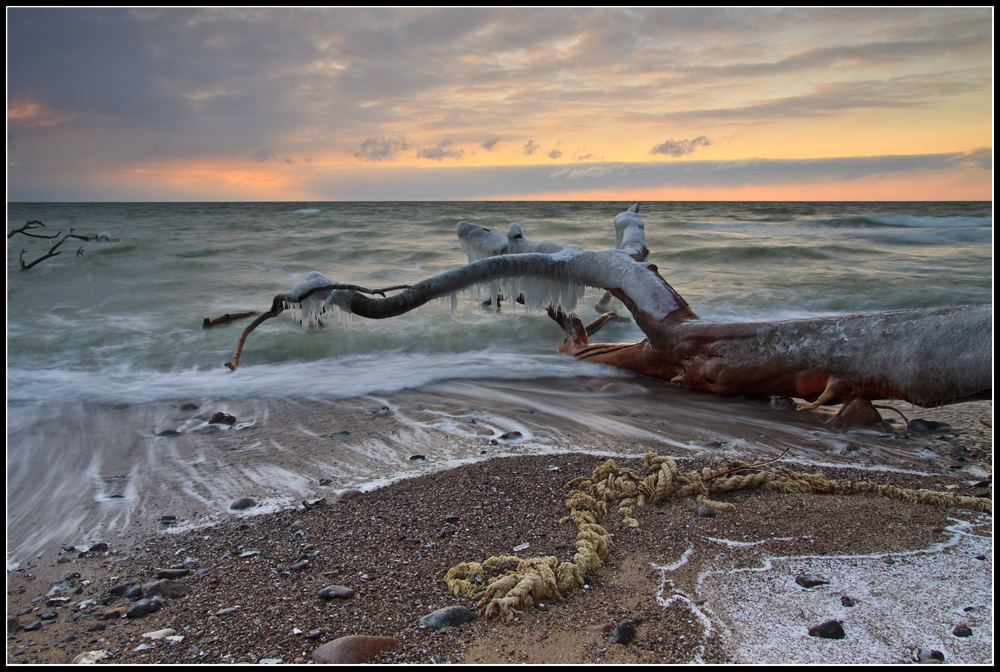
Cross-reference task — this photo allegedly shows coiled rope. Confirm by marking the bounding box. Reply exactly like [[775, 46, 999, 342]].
[[444, 452, 990, 621]]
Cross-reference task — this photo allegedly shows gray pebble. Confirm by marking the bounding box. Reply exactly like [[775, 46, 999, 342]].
[[23, 622, 42, 632], [318, 585, 355, 600], [419, 606, 476, 629], [796, 574, 829, 589], [953, 625, 972, 637], [841, 596, 857, 607], [126, 598, 164, 619], [230, 497, 256, 510], [696, 505, 716, 518], [608, 621, 636, 644]]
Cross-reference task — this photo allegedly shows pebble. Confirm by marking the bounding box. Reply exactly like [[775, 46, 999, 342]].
[[39, 611, 57, 620], [913, 647, 945, 663], [142, 628, 177, 640], [696, 505, 716, 518], [769, 396, 794, 410], [907, 419, 951, 433], [72, 650, 111, 664], [109, 582, 141, 599], [88, 542, 109, 553], [155, 568, 190, 579], [230, 497, 256, 510], [318, 585, 355, 600], [952, 625, 973, 637], [808, 620, 845, 639], [419, 606, 476, 629], [156, 430, 181, 437], [312, 636, 401, 664], [23, 621, 42, 632], [330, 430, 350, 439], [126, 598, 164, 619], [795, 574, 829, 589], [409, 455, 426, 462], [840, 596, 857, 607], [209, 412, 237, 425], [608, 621, 636, 644], [141, 579, 191, 600], [336, 489, 363, 501], [215, 606, 240, 617]]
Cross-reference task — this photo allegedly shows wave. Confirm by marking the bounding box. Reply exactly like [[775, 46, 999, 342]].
[[808, 214, 992, 229], [6, 350, 632, 406]]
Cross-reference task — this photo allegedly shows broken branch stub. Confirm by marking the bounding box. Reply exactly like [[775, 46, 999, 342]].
[[225, 204, 991, 425]]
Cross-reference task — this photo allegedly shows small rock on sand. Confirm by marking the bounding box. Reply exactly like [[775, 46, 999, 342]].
[[336, 489, 363, 501], [808, 620, 845, 639], [230, 498, 256, 510], [311, 635, 401, 664], [419, 606, 476, 629], [318, 585, 355, 600]]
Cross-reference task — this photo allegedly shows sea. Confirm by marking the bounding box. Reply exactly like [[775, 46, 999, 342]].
[[6, 201, 993, 565]]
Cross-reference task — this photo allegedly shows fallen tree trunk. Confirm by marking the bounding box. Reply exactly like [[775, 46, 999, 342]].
[[225, 205, 991, 426]]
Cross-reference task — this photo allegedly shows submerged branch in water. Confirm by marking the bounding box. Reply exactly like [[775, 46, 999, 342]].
[[11, 221, 121, 269]]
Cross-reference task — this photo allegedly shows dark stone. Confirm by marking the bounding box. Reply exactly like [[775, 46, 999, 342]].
[[23, 621, 42, 632], [491, 431, 525, 443], [907, 419, 951, 433], [294, 553, 317, 565], [409, 455, 426, 462], [290, 562, 311, 572], [126, 598, 164, 619], [608, 621, 636, 644], [808, 620, 845, 639], [769, 396, 794, 410], [64, 572, 81, 580], [419, 606, 476, 629], [318, 585, 355, 600], [87, 623, 106, 632], [88, 543, 108, 553], [330, 431, 350, 439], [371, 406, 391, 415], [914, 648, 945, 663], [141, 579, 191, 600], [230, 497, 256, 510], [796, 574, 829, 588], [60, 635, 76, 643], [180, 403, 199, 411], [39, 612, 57, 620], [953, 625, 973, 637], [444, 515, 460, 523], [305, 629, 325, 640], [318, 479, 332, 486], [156, 430, 181, 437], [696, 505, 716, 518], [155, 568, 190, 579], [841, 596, 857, 607], [210, 412, 237, 425]]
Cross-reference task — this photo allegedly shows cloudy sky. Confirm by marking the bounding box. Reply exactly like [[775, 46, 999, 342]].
[[7, 7, 993, 201]]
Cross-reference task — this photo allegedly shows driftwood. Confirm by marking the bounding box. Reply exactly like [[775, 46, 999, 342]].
[[225, 205, 991, 426], [203, 311, 261, 329]]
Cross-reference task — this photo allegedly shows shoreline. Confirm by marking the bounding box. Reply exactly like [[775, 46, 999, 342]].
[[6, 395, 992, 664]]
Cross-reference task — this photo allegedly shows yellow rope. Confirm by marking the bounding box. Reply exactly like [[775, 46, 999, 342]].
[[442, 453, 990, 621]]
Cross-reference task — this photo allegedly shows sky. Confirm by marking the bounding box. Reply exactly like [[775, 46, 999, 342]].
[[6, 7, 994, 201]]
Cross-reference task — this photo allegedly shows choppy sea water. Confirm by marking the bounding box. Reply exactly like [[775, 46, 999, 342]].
[[6, 201, 993, 564]]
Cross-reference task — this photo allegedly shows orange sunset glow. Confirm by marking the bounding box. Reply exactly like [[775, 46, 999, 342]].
[[8, 8, 993, 201]]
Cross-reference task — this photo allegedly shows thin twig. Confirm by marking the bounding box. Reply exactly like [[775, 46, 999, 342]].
[[8, 220, 63, 240], [874, 404, 909, 425], [700, 446, 791, 483]]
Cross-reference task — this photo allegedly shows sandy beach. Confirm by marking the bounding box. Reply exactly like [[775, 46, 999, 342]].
[[6, 392, 993, 665]]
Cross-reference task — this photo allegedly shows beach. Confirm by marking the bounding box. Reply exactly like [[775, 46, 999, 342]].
[[6, 391, 992, 665]]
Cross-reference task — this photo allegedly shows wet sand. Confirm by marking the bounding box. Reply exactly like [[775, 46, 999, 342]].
[[5, 382, 993, 664]]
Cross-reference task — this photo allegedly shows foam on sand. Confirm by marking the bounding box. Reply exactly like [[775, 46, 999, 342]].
[[657, 516, 992, 664]]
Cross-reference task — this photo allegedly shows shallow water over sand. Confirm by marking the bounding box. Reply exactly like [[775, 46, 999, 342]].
[[7, 375, 987, 566]]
